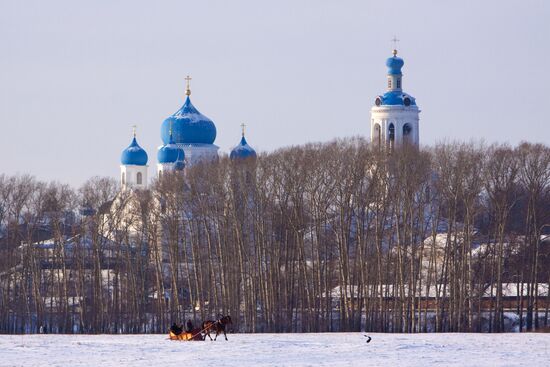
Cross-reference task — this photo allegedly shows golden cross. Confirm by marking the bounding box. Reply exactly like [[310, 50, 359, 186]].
[[240, 123, 246, 136], [185, 75, 192, 96], [132, 125, 137, 137], [391, 36, 399, 56]]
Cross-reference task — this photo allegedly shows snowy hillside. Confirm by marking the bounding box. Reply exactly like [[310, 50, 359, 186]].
[[1, 333, 549, 366]]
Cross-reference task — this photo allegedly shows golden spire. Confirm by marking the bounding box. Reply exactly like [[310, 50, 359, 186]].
[[185, 75, 192, 96], [391, 36, 399, 56], [132, 125, 137, 138], [240, 123, 246, 137]]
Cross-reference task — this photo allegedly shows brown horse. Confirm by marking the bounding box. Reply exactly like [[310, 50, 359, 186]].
[[201, 315, 232, 341]]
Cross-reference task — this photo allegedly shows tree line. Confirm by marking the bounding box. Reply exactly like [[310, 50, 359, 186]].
[[0, 139, 549, 334]]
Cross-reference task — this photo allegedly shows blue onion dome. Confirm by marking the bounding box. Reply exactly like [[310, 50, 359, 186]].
[[158, 132, 185, 164], [230, 134, 257, 160], [161, 95, 217, 145], [386, 50, 404, 75], [121, 134, 148, 166]]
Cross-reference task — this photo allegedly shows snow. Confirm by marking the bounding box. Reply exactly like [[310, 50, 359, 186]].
[[327, 283, 549, 298], [1, 333, 549, 366], [483, 283, 549, 297]]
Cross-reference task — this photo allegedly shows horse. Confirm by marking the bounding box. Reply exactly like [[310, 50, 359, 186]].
[[201, 315, 232, 341]]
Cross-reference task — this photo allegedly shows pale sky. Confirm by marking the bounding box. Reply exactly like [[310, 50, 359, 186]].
[[1, 0, 549, 186]]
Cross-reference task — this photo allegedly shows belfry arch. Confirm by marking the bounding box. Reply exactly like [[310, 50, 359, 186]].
[[403, 123, 412, 145], [388, 123, 395, 150], [374, 123, 381, 148]]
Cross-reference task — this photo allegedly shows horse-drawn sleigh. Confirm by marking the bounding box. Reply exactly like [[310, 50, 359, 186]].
[[169, 315, 232, 341]]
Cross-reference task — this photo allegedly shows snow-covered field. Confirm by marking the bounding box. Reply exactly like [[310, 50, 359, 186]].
[[1, 333, 549, 367]]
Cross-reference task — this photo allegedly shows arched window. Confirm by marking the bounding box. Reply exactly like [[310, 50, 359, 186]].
[[388, 123, 395, 150], [137, 172, 143, 185], [403, 123, 412, 145], [374, 123, 381, 149], [121, 172, 126, 185]]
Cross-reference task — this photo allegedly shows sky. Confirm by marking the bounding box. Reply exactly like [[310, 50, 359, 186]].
[[1, 0, 549, 187]]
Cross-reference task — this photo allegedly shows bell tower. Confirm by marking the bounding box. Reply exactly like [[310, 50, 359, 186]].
[[370, 44, 420, 151]]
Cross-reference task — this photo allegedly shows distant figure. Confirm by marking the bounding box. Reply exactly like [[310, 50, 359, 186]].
[[170, 322, 183, 335], [39, 325, 44, 334], [186, 319, 194, 333]]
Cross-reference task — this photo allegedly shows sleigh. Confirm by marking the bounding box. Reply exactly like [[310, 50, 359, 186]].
[[169, 330, 203, 341]]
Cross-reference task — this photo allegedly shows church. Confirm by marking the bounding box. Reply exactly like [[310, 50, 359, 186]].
[[118, 49, 419, 189], [119, 76, 257, 190]]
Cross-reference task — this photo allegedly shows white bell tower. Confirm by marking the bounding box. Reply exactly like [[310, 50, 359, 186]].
[[370, 45, 420, 151]]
